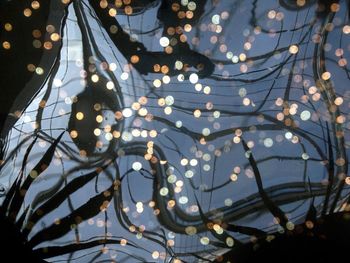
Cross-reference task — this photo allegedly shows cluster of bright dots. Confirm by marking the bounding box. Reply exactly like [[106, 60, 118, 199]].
[[99, 0, 137, 16], [199, 232, 234, 247], [6, 1, 350, 262]]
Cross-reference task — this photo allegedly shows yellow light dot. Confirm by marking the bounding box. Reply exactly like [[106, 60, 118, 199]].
[[132, 162, 142, 171], [164, 106, 172, 115], [106, 81, 114, 90], [27, 64, 36, 72], [300, 110, 311, 121], [335, 48, 344, 57], [33, 40, 41, 48], [130, 55, 139, 64], [76, 112, 84, 120], [96, 115, 103, 123], [202, 128, 210, 136], [30, 170, 38, 179], [225, 198, 233, 206], [153, 79, 162, 88], [286, 221, 295, 230], [163, 75, 171, 84], [122, 108, 133, 118], [23, 8, 32, 17], [289, 44, 299, 54], [289, 107, 297, 115], [330, 3, 340, 12], [149, 130, 157, 138], [31, 1, 40, 9], [168, 200, 176, 208], [203, 86, 211, 94], [153, 64, 160, 72], [159, 37, 170, 47], [345, 177, 350, 185], [35, 67, 44, 75], [188, 1, 196, 11], [185, 226, 197, 235], [94, 129, 101, 136], [113, 131, 120, 138], [308, 86, 317, 95], [297, 0, 306, 7], [275, 98, 283, 106], [138, 107, 148, 116], [184, 24, 192, 32], [2, 41, 11, 50], [336, 115, 345, 124], [109, 25, 118, 34], [124, 5, 133, 15], [167, 240, 175, 246], [45, 25, 55, 34], [213, 224, 221, 231], [233, 136, 241, 143], [180, 158, 188, 166], [158, 98, 165, 106], [105, 133, 113, 141], [176, 180, 184, 187], [70, 130, 78, 138], [244, 42, 252, 50], [268, 10, 276, 19], [230, 173, 238, 181], [312, 93, 320, 101], [50, 33, 60, 42], [161, 65, 169, 74], [120, 72, 129, 80], [189, 73, 199, 84], [193, 109, 201, 118], [104, 124, 112, 132], [44, 41, 53, 50], [152, 251, 159, 259], [239, 53, 246, 61], [33, 30, 41, 39], [4, 23, 12, 31], [334, 97, 343, 106], [305, 220, 314, 229], [200, 237, 210, 245], [226, 237, 234, 247], [91, 74, 99, 83], [175, 60, 183, 70], [100, 0, 108, 8], [109, 8, 117, 17], [338, 58, 347, 67], [343, 25, 350, 34], [160, 187, 169, 196], [120, 239, 127, 246], [109, 63, 117, 71], [94, 104, 101, 111], [132, 102, 140, 111], [243, 97, 251, 106], [139, 96, 148, 105], [321, 71, 331, 80]]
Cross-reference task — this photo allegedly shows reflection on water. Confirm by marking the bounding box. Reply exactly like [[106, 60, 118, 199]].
[[0, 0, 350, 262]]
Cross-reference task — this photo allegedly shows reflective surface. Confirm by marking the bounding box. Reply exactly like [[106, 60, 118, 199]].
[[0, 0, 350, 262]]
